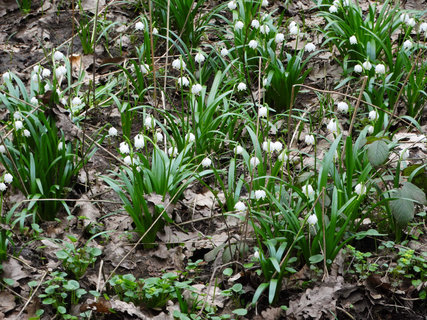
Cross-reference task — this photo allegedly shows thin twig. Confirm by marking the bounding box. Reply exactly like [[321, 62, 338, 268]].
[[348, 76, 368, 137], [16, 270, 48, 319]]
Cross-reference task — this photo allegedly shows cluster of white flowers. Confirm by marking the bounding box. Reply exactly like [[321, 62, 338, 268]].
[[400, 13, 415, 27], [249, 156, 261, 167], [140, 64, 150, 74], [72, 97, 82, 106], [258, 106, 268, 117], [327, 119, 338, 134], [177, 76, 190, 87], [288, 21, 299, 35], [195, 51, 205, 64], [201, 157, 212, 168], [55, 65, 67, 78], [144, 115, 155, 129], [235, 21, 244, 31], [234, 145, 244, 155], [185, 132, 196, 143], [227, 0, 237, 10], [108, 127, 118, 137], [134, 134, 144, 149], [168, 146, 178, 157], [304, 134, 315, 145], [12, 118, 27, 135], [262, 140, 283, 153], [354, 64, 363, 73], [191, 83, 202, 95], [248, 40, 258, 49], [403, 40, 412, 50], [260, 24, 270, 34], [119, 142, 130, 154], [375, 64, 385, 74], [275, 33, 285, 44], [337, 101, 349, 113], [237, 82, 247, 91], [302, 184, 315, 198], [362, 60, 372, 70], [220, 47, 229, 56], [278, 150, 288, 162], [15, 120, 23, 130], [251, 19, 260, 29], [172, 57, 186, 70], [254, 189, 266, 200], [304, 42, 316, 52], [2, 71, 12, 82], [135, 21, 144, 31], [307, 214, 318, 225], [368, 110, 379, 121], [235, 201, 246, 212], [0, 172, 13, 192], [53, 51, 65, 61], [354, 183, 366, 195]]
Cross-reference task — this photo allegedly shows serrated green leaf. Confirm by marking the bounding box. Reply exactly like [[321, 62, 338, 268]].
[[367, 140, 388, 166], [402, 182, 426, 205], [390, 190, 415, 226]]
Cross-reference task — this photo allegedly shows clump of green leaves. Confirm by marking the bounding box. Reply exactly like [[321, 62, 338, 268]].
[[32, 271, 87, 319], [109, 272, 192, 309], [0, 108, 94, 222], [55, 235, 102, 279]]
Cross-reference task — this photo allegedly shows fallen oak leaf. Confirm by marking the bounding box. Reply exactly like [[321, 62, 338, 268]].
[[80, 298, 112, 314]]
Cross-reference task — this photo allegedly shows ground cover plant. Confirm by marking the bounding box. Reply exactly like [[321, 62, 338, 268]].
[[0, 0, 426, 319]]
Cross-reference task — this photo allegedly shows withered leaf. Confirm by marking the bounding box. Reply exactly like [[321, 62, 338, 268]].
[[80, 298, 112, 314]]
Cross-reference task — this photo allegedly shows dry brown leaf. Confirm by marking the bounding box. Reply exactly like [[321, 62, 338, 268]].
[[0, 292, 15, 313], [76, 195, 100, 227], [2, 258, 28, 287], [253, 307, 284, 320], [287, 276, 344, 319], [110, 300, 146, 319]]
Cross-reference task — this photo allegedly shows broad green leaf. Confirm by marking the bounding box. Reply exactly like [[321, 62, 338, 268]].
[[223, 268, 233, 277], [232, 308, 247, 316], [367, 140, 388, 166], [355, 229, 386, 240], [390, 190, 415, 226], [231, 283, 243, 292], [402, 182, 426, 205], [309, 254, 324, 264], [57, 306, 67, 314]]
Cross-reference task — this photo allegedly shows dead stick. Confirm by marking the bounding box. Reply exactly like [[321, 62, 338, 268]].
[[16, 270, 48, 319]]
